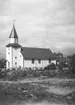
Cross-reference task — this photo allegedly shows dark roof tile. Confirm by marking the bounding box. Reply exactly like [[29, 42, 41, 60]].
[[21, 47, 53, 60], [6, 43, 21, 48]]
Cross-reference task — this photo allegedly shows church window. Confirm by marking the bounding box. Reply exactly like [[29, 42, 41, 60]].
[[15, 57, 17, 59], [38, 59, 41, 64], [8, 62, 10, 68], [49, 58, 51, 63], [8, 52, 10, 54], [15, 62, 17, 65], [32, 59, 35, 64]]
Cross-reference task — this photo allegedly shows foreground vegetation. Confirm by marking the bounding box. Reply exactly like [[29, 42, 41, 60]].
[[0, 65, 74, 104], [0, 56, 75, 104], [0, 78, 75, 105], [0, 66, 74, 81]]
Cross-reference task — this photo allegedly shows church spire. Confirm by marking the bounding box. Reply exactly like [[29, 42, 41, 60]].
[[9, 21, 18, 39], [9, 21, 18, 44]]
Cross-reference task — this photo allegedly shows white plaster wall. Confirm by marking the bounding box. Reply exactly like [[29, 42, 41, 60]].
[[6, 47, 9, 68], [6, 46, 51, 69], [10, 38, 18, 43], [6, 47, 23, 69], [51, 60, 56, 65], [12, 48, 23, 68], [24, 60, 50, 68], [41, 60, 49, 68], [6, 47, 13, 69], [24, 60, 35, 68]]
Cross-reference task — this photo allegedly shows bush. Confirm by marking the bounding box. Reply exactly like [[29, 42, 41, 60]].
[[0, 70, 7, 78], [6, 69, 28, 81], [0, 59, 6, 69], [6, 68, 42, 80], [44, 63, 56, 70]]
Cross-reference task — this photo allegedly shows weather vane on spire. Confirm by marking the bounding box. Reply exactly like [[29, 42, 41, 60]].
[[13, 20, 15, 25]]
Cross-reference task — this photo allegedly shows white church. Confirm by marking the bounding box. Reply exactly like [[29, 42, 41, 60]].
[[6, 24, 53, 69]]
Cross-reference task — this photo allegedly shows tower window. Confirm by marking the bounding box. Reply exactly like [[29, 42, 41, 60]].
[[15, 57, 17, 59], [15, 62, 17, 65], [8, 52, 10, 54], [8, 62, 10, 68], [32, 59, 35, 64]]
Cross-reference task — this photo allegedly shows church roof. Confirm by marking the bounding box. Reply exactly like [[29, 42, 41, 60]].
[[21, 47, 53, 60], [9, 24, 18, 39], [6, 43, 21, 48]]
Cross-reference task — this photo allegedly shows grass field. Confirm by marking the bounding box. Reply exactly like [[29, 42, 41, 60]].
[[0, 78, 75, 105]]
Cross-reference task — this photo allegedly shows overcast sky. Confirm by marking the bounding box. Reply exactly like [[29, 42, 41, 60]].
[[0, 0, 75, 57]]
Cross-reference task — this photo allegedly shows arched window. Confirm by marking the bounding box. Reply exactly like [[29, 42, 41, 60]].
[[38, 59, 41, 64], [15, 62, 17, 65], [8, 52, 10, 54], [8, 62, 10, 68], [49, 58, 51, 63], [15, 57, 17, 59], [32, 59, 35, 64]]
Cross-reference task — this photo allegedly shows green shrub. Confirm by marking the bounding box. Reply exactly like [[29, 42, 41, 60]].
[[44, 63, 56, 70]]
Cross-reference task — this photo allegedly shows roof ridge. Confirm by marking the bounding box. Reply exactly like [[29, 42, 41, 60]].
[[22, 47, 50, 50]]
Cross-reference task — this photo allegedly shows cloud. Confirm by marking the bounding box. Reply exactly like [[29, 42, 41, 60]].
[[12, 0, 41, 3], [0, 0, 75, 56], [0, 16, 12, 23]]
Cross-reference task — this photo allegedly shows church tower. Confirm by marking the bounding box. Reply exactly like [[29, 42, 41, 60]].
[[6, 23, 23, 69], [9, 23, 18, 44]]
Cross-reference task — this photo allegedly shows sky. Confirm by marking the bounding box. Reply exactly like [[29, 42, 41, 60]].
[[0, 0, 75, 57]]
